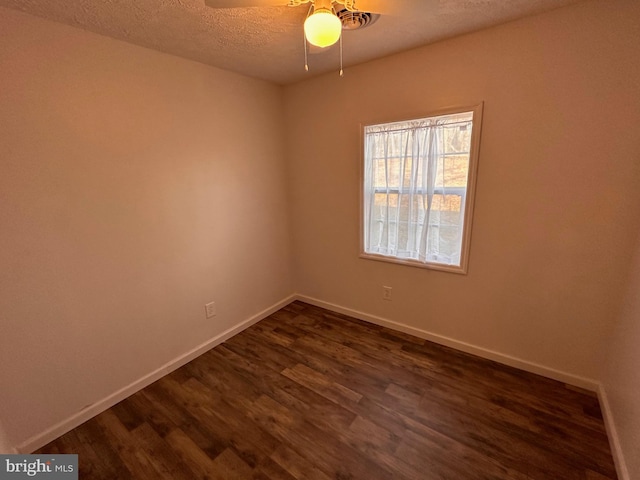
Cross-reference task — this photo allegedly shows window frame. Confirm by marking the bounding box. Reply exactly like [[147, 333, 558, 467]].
[[359, 103, 483, 274]]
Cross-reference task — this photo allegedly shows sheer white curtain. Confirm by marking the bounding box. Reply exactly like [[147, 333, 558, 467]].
[[364, 118, 460, 264]]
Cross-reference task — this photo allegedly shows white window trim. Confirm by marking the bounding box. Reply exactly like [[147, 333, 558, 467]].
[[359, 103, 484, 274]]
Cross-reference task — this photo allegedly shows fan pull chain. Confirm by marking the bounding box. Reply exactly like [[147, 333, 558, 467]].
[[303, 3, 313, 72], [333, 3, 343, 77], [339, 31, 344, 77]]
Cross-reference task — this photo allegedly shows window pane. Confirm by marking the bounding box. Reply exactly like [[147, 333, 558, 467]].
[[435, 155, 470, 189], [443, 121, 472, 153]]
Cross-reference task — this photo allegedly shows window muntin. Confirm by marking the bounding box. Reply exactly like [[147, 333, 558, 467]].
[[361, 105, 482, 273]]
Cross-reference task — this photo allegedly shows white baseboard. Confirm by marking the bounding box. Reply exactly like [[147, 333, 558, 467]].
[[597, 384, 630, 480], [17, 294, 297, 454], [295, 294, 600, 391]]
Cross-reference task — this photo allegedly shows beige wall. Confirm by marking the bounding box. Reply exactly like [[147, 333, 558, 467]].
[[0, 8, 292, 450], [603, 231, 640, 479], [0, 425, 12, 454], [284, 0, 640, 381]]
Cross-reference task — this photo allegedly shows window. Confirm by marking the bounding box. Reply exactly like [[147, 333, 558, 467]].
[[361, 104, 482, 273]]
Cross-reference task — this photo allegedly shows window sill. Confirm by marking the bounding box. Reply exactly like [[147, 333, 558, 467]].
[[359, 252, 468, 274]]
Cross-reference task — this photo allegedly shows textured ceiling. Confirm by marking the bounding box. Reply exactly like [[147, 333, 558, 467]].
[[0, 0, 581, 84]]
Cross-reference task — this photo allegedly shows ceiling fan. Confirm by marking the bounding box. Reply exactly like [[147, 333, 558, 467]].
[[204, 0, 398, 74]]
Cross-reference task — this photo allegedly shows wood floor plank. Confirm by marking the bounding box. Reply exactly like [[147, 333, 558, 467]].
[[207, 342, 360, 434], [36, 301, 618, 479], [281, 363, 363, 405], [163, 428, 220, 478], [247, 393, 399, 480], [210, 448, 254, 480], [269, 444, 333, 480], [92, 411, 155, 480]]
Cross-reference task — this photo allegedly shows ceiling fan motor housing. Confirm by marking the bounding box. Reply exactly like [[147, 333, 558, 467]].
[[337, 9, 376, 30], [287, 0, 358, 12]]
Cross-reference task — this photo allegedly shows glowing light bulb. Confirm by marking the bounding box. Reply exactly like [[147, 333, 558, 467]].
[[304, 7, 342, 48]]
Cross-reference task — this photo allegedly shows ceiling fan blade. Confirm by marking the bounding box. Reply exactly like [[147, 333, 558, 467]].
[[204, 0, 285, 8], [355, 0, 430, 16], [203, 0, 431, 15]]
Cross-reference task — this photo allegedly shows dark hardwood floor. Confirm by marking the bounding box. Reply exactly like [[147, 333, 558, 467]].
[[37, 301, 617, 479]]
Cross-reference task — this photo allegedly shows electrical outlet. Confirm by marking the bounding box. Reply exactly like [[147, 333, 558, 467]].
[[383, 286, 392, 301], [205, 301, 216, 318]]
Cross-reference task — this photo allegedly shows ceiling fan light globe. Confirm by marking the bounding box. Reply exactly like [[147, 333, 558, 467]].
[[304, 8, 342, 48]]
